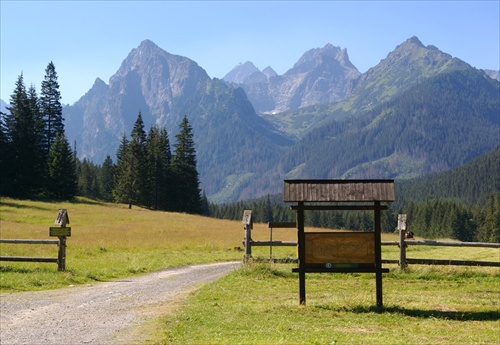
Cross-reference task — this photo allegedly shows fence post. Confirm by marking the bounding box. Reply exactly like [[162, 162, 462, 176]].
[[55, 209, 69, 271], [399, 227, 407, 268], [398, 214, 407, 268], [57, 237, 66, 271], [242, 210, 253, 263]]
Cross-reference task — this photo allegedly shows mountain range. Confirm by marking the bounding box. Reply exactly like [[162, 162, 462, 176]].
[[3, 37, 498, 203], [222, 43, 360, 114]]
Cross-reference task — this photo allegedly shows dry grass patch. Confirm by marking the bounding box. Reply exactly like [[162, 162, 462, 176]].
[[0, 197, 245, 291]]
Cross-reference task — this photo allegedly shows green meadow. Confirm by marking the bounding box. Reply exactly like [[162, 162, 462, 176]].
[[1, 198, 499, 344]]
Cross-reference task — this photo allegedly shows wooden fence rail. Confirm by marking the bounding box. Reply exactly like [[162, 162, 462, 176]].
[[241, 211, 499, 268], [243, 220, 297, 260], [0, 238, 66, 271], [381, 229, 500, 268]]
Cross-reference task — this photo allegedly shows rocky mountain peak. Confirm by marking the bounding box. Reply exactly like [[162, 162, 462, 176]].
[[405, 36, 425, 47], [223, 43, 361, 113], [289, 43, 346, 74], [347, 36, 469, 111], [223, 61, 261, 84], [262, 66, 277, 78], [82, 78, 109, 99]]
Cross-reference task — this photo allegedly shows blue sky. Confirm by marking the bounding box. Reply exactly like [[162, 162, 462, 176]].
[[1, 1, 499, 105]]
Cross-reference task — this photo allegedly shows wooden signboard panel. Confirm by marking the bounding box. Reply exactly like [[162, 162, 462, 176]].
[[49, 227, 71, 237], [305, 232, 375, 265]]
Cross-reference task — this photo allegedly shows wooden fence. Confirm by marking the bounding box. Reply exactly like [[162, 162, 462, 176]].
[[243, 219, 297, 261], [242, 226, 499, 268], [0, 238, 67, 271], [381, 228, 500, 268]]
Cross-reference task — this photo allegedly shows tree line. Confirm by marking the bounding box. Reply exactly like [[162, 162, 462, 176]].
[[209, 191, 499, 243], [1, 63, 205, 214], [70, 113, 205, 214], [1, 62, 76, 199]]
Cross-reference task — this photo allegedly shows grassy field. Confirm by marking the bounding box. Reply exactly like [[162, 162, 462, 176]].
[[1, 197, 499, 344], [0, 197, 245, 291], [162, 262, 499, 345]]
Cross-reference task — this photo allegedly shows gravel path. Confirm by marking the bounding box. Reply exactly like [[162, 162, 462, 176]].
[[0, 261, 240, 344]]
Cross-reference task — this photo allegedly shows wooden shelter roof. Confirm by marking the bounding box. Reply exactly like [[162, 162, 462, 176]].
[[283, 179, 395, 203]]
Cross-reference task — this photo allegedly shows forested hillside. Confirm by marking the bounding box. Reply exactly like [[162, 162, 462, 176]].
[[394, 146, 500, 210], [277, 68, 499, 182], [210, 147, 500, 243]]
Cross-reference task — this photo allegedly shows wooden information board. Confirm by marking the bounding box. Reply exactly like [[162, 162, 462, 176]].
[[284, 179, 395, 307], [305, 232, 375, 265]]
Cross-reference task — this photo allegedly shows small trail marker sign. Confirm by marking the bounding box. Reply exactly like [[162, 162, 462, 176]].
[[49, 227, 71, 237], [52, 209, 70, 271]]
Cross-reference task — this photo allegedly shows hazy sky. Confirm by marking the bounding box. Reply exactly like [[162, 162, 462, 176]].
[[1, 1, 499, 105]]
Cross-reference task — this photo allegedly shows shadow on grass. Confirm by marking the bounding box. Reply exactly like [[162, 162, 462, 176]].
[[0, 201, 53, 211], [352, 305, 500, 321], [0, 265, 60, 274], [1, 196, 107, 208]]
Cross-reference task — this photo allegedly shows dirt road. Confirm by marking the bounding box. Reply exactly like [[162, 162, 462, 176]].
[[0, 261, 240, 344]]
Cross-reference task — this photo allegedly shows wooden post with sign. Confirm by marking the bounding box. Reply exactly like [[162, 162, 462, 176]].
[[50, 209, 70, 271], [242, 210, 253, 263]]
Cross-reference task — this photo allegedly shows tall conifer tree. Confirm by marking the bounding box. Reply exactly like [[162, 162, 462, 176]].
[[99, 155, 115, 202], [46, 133, 77, 199], [129, 112, 147, 206], [113, 134, 134, 207], [5, 75, 45, 196], [171, 116, 201, 214], [41, 61, 63, 155], [113, 113, 147, 208], [145, 125, 172, 210], [0, 110, 9, 194]]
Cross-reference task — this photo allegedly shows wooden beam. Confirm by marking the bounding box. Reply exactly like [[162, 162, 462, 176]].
[[268, 222, 296, 228], [0, 239, 59, 244], [290, 205, 388, 211], [0, 256, 58, 263], [247, 241, 297, 246]]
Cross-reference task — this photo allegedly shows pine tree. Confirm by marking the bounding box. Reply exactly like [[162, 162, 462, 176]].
[[99, 155, 115, 201], [77, 158, 99, 198], [478, 193, 500, 243], [0, 110, 11, 195], [46, 133, 77, 199], [145, 125, 172, 210], [129, 112, 148, 206], [27, 84, 47, 188], [171, 116, 201, 214], [112, 113, 148, 208], [4, 75, 46, 196], [113, 134, 134, 207], [200, 191, 210, 216], [41, 61, 64, 155]]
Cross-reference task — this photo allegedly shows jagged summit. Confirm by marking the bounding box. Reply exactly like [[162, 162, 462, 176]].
[[405, 36, 425, 47], [290, 43, 356, 73], [262, 66, 277, 78], [223, 43, 360, 113], [93, 77, 107, 87], [223, 61, 261, 84]]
